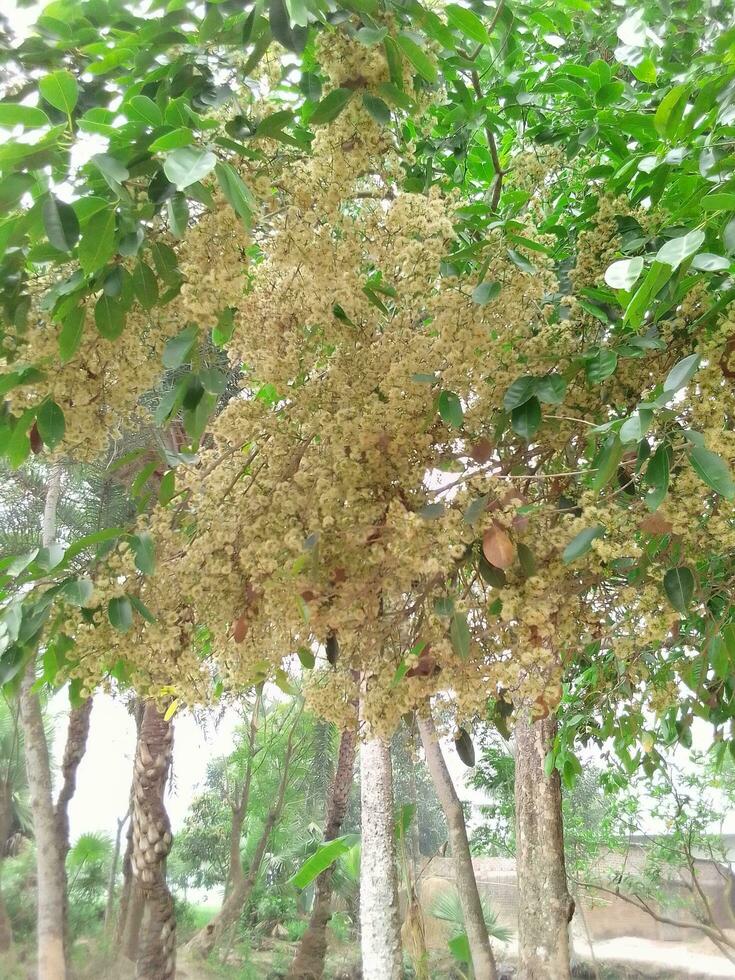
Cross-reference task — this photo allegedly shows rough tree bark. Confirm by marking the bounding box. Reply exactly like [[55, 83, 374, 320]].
[[515, 713, 574, 980], [417, 711, 497, 980], [20, 465, 92, 979], [359, 710, 402, 980], [287, 725, 357, 979], [104, 809, 129, 932], [131, 700, 175, 980], [186, 702, 303, 959]]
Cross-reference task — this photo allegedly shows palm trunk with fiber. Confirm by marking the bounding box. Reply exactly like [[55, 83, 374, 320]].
[[131, 700, 175, 980], [515, 712, 574, 979], [288, 725, 357, 979], [417, 711, 497, 980], [359, 706, 402, 980]]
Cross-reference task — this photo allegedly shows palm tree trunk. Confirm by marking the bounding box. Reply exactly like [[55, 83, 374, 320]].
[[515, 712, 573, 979], [131, 700, 175, 980], [359, 707, 402, 980], [288, 725, 357, 979], [116, 700, 144, 958], [417, 711, 497, 980]]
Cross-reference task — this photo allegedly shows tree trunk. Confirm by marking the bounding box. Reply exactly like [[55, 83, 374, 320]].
[[56, 696, 93, 957], [186, 701, 303, 959], [288, 725, 357, 980], [131, 700, 175, 980], [359, 719, 402, 980], [0, 793, 13, 952], [515, 713, 573, 980], [105, 811, 128, 932], [116, 700, 144, 957], [20, 464, 68, 979], [417, 711, 497, 980]]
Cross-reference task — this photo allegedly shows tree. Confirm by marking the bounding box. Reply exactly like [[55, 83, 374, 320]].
[[185, 698, 306, 958], [288, 723, 357, 980], [417, 709, 497, 980], [2, 0, 735, 972], [0, 695, 30, 952]]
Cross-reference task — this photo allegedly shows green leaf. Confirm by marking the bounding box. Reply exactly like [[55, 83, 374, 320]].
[[291, 835, 358, 889], [59, 307, 85, 363], [0, 102, 50, 128], [131, 532, 155, 574], [448, 933, 471, 965], [562, 525, 604, 563], [310, 88, 353, 125], [604, 256, 644, 291], [471, 281, 501, 305], [619, 410, 652, 445], [645, 443, 670, 510], [36, 400, 65, 449], [127, 94, 163, 127], [511, 396, 541, 440], [94, 294, 125, 340], [591, 434, 622, 491], [163, 325, 198, 369], [687, 446, 735, 500], [396, 34, 437, 83], [39, 70, 79, 115], [654, 84, 688, 139], [691, 253, 730, 271], [586, 350, 618, 384], [663, 566, 695, 613], [356, 26, 388, 45], [445, 4, 489, 44], [61, 577, 94, 607], [450, 612, 471, 659], [362, 94, 391, 126], [132, 261, 159, 310], [129, 595, 156, 623], [656, 230, 705, 270], [108, 596, 133, 632], [663, 353, 700, 393], [438, 390, 463, 429], [631, 56, 656, 84], [535, 375, 566, 405], [517, 542, 536, 577], [79, 209, 116, 274], [167, 194, 189, 239], [149, 128, 194, 153], [503, 376, 536, 410], [64, 527, 124, 563], [42, 196, 80, 252], [215, 162, 255, 227], [710, 635, 730, 681], [297, 647, 315, 669], [163, 147, 217, 191], [701, 193, 735, 212]]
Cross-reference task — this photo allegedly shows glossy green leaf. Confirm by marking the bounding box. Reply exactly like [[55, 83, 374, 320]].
[[663, 566, 694, 613], [39, 70, 78, 115], [79, 208, 116, 274], [163, 147, 217, 191], [108, 596, 133, 632], [687, 446, 735, 500], [450, 611, 471, 659], [511, 396, 541, 440], [438, 390, 463, 429], [563, 525, 604, 563], [42, 195, 80, 253], [36, 400, 65, 449], [310, 88, 353, 125]]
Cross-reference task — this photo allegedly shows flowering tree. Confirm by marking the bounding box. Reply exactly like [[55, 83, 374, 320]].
[[1, 0, 735, 976]]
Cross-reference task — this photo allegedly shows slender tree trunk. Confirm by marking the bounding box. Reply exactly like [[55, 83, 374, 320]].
[[116, 700, 144, 958], [418, 711, 497, 980], [515, 713, 573, 980], [131, 700, 175, 980], [288, 725, 357, 979], [359, 710, 402, 980], [20, 465, 69, 979], [56, 696, 93, 958], [105, 810, 129, 932], [186, 702, 303, 959], [0, 794, 13, 952]]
